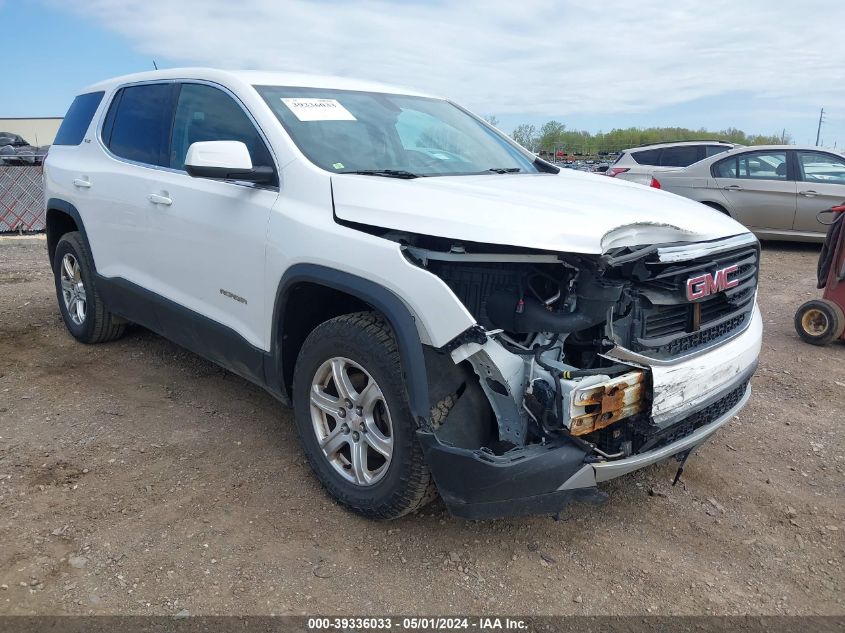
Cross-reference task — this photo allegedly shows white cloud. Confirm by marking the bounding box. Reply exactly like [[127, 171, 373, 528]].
[[58, 0, 844, 120]]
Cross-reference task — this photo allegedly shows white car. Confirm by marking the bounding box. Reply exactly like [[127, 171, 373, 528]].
[[608, 140, 737, 186], [43, 68, 762, 520]]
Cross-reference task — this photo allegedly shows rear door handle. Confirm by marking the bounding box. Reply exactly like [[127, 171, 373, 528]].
[[147, 193, 173, 206], [798, 190, 818, 197], [72, 178, 92, 189], [723, 185, 743, 191]]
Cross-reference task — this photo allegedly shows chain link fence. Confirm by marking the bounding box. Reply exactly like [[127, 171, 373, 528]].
[[1, 166, 46, 232]]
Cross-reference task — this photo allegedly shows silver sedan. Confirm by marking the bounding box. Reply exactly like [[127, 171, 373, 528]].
[[654, 145, 845, 242]]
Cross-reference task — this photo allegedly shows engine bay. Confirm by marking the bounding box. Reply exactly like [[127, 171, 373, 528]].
[[388, 231, 759, 461]]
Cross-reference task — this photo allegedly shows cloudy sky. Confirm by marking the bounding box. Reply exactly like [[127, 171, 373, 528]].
[[4, 0, 844, 147]]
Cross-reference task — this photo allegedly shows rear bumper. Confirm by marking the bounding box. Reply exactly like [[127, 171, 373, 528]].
[[421, 306, 762, 521]]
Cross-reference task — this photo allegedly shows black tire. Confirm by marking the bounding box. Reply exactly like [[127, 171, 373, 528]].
[[794, 299, 845, 346], [292, 311, 435, 519], [53, 231, 126, 344]]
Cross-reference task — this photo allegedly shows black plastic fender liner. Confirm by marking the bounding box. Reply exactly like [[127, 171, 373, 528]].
[[271, 264, 431, 422], [417, 431, 606, 520]]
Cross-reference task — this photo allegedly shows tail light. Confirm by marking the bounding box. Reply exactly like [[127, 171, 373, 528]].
[[650, 177, 661, 189], [606, 167, 629, 177]]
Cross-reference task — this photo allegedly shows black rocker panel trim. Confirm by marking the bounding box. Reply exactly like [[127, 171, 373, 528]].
[[96, 275, 274, 395], [271, 264, 430, 422]]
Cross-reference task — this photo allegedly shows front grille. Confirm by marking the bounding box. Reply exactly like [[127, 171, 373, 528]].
[[631, 243, 758, 359]]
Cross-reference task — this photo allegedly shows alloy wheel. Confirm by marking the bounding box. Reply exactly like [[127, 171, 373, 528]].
[[309, 357, 394, 486], [60, 253, 87, 325]]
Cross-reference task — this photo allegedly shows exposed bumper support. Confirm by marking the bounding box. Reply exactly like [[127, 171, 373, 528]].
[[561, 382, 751, 489]]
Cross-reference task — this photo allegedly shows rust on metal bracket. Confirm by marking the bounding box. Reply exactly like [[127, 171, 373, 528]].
[[569, 371, 647, 436]]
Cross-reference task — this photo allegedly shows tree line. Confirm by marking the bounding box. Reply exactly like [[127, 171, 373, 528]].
[[484, 117, 789, 156]]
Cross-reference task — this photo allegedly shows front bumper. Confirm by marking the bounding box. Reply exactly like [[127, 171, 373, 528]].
[[421, 305, 762, 520]]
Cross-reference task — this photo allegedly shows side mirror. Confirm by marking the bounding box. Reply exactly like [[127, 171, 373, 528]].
[[184, 141, 274, 184]]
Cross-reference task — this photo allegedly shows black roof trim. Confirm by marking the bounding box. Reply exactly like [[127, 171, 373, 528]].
[[629, 140, 738, 150]]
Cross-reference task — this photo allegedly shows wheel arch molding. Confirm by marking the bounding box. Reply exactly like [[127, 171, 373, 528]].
[[270, 263, 431, 423], [45, 198, 94, 268]]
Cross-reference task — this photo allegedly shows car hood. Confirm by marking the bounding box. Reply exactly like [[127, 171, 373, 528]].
[[331, 170, 749, 254]]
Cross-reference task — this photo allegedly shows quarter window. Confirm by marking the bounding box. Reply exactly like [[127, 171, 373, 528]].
[[104, 84, 174, 166], [713, 156, 738, 178], [796, 151, 845, 184], [169, 83, 273, 173], [659, 146, 699, 167], [54, 92, 104, 146], [631, 148, 661, 165], [705, 145, 730, 157]]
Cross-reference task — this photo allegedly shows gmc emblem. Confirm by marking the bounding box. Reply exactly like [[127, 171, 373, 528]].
[[686, 264, 739, 301]]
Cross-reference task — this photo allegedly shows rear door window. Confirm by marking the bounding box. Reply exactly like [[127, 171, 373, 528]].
[[713, 151, 788, 180], [659, 145, 699, 167], [737, 151, 788, 180], [103, 83, 175, 166], [53, 92, 104, 146]]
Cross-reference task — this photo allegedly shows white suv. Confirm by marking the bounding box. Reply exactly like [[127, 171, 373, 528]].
[[608, 140, 737, 186], [44, 69, 762, 520]]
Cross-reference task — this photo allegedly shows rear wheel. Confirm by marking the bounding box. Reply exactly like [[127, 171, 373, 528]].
[[53, 232, 126, 344], [292, 312, 435, 519], [794, 299, 845, 345]]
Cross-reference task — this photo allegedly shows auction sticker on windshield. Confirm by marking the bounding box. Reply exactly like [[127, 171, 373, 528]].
[[281, 98, 357, 122]]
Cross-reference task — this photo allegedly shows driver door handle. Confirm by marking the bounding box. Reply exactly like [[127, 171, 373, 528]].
[[72, 178, 92, 189], [723, 184, 743, 191], [147, 193, 173, 206], [798, 190, 818, 197]]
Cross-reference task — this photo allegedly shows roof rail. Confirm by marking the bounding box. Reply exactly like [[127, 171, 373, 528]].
[[629, 139, 737, 149]]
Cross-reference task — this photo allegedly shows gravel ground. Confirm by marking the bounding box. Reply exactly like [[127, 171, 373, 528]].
[[0, 235, 842, 616]]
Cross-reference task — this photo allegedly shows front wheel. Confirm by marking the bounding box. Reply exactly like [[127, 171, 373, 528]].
[[292, 312, 435, 519], [794, 299, 845, 345]]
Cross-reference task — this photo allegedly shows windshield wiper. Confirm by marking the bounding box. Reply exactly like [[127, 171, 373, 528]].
[[347, 169, 421, 179], [487, 167, 522, 174]]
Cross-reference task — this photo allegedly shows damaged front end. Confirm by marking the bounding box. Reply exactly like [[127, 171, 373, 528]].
[[395, 229, 761, 519]]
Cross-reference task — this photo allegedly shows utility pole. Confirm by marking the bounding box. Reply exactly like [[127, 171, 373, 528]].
[[815, 108, 825, 146]]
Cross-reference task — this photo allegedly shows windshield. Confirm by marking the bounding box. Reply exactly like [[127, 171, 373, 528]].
[[255, 86, 538, 177]]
